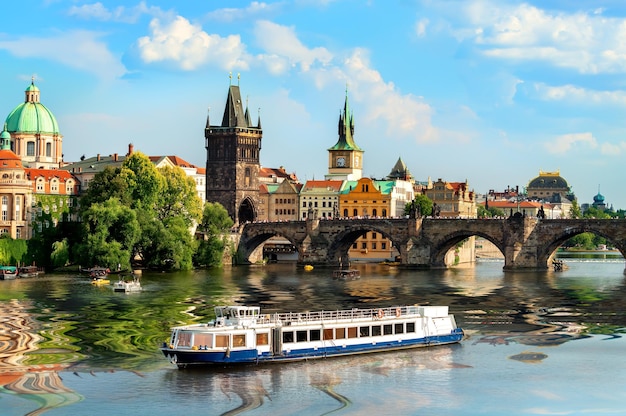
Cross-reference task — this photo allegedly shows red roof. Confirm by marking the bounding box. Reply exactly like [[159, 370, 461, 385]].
[[302, 180, 343, 191], [25, 168, 76, 181]]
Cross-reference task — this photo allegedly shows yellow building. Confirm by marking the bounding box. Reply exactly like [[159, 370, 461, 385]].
[[424, 178, 476, 218], [340, 178, 398, 261]]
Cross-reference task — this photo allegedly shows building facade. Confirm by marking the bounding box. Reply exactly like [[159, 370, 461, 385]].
[[424, 179, 476, 218], [205, 82, 262, 225], [5, 81, 63, 169]]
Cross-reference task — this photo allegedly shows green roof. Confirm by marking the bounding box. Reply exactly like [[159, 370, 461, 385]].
[[5, 82, 60, 135]]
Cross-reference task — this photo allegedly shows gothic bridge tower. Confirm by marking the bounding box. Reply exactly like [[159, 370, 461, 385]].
[[205, 79, 262, 224]]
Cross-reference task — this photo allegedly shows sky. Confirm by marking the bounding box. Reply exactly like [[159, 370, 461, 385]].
[[1, 1, 625, 209]]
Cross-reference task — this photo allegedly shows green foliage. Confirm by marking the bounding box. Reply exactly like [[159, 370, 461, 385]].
[[404, 194, 433, 217], [477, 205, 506, 218], [569, 199, 582, 219], [194, 202, 234, 267], [0, 238, 28, 265], [76, 198, 140, 270], [157, 165, 202, 227], [583, 207, 612, 219], [50, 239, 70, 268]]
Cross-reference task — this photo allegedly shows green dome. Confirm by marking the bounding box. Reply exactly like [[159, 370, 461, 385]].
[[5, 82, 60, 135]]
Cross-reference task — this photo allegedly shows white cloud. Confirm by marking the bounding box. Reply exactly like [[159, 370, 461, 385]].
[[0, 30, 126, 81], [206, 2, 280, 22], [544, 132, 598, 154], [446, 0, 626, 74], [532, 83, 626, 105], [67, 1, 153, 24], [600, 141, 626, 155], [254, 20, 333, 72], [136, 16, 249, 71], [341, 48, 438, 143], [415, 18, 429, 37]]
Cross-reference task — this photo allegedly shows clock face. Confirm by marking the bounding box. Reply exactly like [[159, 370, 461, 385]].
[[337, 157, 346, 167]]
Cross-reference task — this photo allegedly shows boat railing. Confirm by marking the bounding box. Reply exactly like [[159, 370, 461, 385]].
[[258, 306, 420, 326]]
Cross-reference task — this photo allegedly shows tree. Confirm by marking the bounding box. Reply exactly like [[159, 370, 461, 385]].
[[195, 202, 234, 267], [157, 165, 202, 227], [76, 198, 140, 270], [569, 200, 582, 219], [404, 194, 433, 217], [477, 205, 506, 218]]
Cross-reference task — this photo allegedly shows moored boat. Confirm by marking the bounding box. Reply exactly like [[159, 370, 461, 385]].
[[161, 304, 464, 368], [18, 265, 41, 278], [332, 269, 360, 279], [0, 266, 18, 280]]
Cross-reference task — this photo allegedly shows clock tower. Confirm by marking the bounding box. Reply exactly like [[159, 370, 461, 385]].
[[326, 90, 363, 180]]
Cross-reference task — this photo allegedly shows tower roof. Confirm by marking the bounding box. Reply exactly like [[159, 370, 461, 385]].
[[219, 84, 260, 129], [5, 81, 60, 135], [328, 90, 362, 151], [387, 157, 412, 180]]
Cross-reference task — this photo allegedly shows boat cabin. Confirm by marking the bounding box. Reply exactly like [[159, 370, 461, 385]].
[[214, 306, 261, 327]]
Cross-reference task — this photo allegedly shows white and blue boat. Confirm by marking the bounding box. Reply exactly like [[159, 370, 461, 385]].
[[161, 305, 464, 368]]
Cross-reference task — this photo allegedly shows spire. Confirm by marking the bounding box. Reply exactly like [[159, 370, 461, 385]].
[[328, 87, 362, 151], [257, 107, 262, 129], [205, 107, 210, 129], [0, 123, 11, 150]]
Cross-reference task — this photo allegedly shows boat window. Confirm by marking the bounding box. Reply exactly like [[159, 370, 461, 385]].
[[177, 331, 192, 347], [283, 331, 294, 343], [323, 328, 333, 340], [256, 332, 269, 346], [336, 327, 345, 339], [233, 334, 246, 347], [395, 323, 404, 334], [310, 329, 321, 341], [194, 333, 213, 347], [296, 330, 307, 342], [406, 322, 416, 333], [347, 327, 358, 338], [383, 324, 393, 335], [372, 326, 381, 336], [215, 335, 229, 348], [359, 326, 370, 337]]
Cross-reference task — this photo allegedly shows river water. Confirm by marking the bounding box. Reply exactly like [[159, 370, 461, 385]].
[[1, 253, 626, 416]]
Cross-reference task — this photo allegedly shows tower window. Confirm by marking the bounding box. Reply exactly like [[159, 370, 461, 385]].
[[27, 142, 35, 156]]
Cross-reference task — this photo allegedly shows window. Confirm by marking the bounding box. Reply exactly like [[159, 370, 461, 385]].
[[296, 330, 307, 342], [406, 322, 415, 333], [347, 327, 358, 338], [323, 328, 333, 340], [359, 326, 370, 337], [15, 228, 20, 239], [282, 331, 294, 343], [361, 242, 367, 249], [194, 333, 213, 347], [46, 142, 52, 157], [381, 242, 387, 250], [372, 326, 382, 336], [177, 332, 192, 347], [215, 335, 229, 348], [395, 323, 404, 334], [383, 324, 393, 335], [335, 328, 345, 339], [372, 242, 377, 250], [310, 329, 321, 341], [27, 142, 35, 156], [256, 332, 269, 346], [1, 196, 7, 221], [372, 233, 377, 239], [233, 334, 246, 347]]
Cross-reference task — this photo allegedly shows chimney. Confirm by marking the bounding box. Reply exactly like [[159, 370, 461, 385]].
[[128, 143, 134, 156], [114, 153, 118, 162], [97, 154, 100, 161]]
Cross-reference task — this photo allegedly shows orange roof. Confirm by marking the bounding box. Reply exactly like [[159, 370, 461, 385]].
[[302, 180, 343, 191], [25, 168, 76, 181], [259, 166, 299, 182], [481, 200, 544, 209], [0, 149, 23, 168]]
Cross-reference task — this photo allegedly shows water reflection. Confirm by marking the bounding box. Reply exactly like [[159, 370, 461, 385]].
[[1, 257, 626, 415], [0, 299, 83, 415]]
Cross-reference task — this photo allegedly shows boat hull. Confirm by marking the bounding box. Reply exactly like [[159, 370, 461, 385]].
[[161, 329, 464, 367]]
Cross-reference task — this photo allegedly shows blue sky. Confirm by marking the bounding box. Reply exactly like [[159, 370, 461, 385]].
[[1, 1, 625, 209]]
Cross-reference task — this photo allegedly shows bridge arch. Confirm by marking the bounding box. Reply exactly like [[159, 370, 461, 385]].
[[537, 224, 626, 269], [430, 231, 505, 268], [327, 223, 402, 265], [237, 226, 302, 264]]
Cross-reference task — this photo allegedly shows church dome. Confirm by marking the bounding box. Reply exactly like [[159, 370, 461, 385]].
[[5, 81, 60, 135], [527, 171, 569, 189], [593, 192, 605, 203]]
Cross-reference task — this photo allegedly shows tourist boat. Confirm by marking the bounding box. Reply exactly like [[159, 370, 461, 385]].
[[332, 269, 360, 280], [0, 266, 18, 280], [113, 277, 141, 293], [18, 265, 41, 278], [161, 304, 464, 368]]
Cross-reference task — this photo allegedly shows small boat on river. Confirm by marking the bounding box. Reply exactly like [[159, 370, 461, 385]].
[[161, 304, 464, 368], [113, 276, 142, 293], [18, 265, 41, 278], [332, 269, 360, 280], [0, 266, 18, 280]]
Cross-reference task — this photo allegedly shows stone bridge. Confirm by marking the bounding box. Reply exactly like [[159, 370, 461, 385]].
[[235, 217, 626, 271]]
